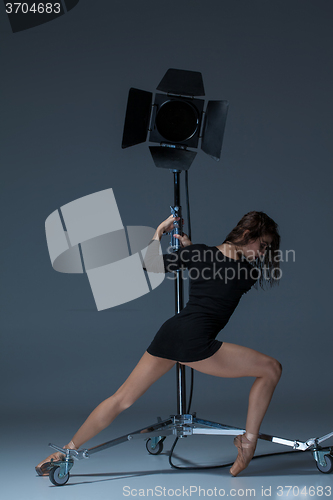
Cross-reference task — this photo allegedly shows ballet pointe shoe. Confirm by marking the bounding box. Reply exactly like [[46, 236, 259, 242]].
[[35, 441, 77, 476], [229, 432, 258, 477]]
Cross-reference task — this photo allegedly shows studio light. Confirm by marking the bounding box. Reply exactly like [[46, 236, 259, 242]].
[[121, 68, 229, 170]]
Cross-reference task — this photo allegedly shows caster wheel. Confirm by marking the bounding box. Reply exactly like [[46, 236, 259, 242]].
[[146, 438, 163, 455], [49, 466, 70, 486], [316, 454, 333, 474]]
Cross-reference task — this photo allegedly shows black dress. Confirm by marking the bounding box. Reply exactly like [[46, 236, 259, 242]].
[[146, 242, 258, 362]]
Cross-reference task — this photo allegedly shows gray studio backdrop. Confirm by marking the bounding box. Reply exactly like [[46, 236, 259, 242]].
[[1, 0, 332, 439]]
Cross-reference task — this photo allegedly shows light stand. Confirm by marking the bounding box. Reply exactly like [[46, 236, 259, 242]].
[[120, 67, 230, 419]]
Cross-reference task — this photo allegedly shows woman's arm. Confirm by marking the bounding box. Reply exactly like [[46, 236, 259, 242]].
[[143, 215, 192, 273], [152, 214, 192, 247]]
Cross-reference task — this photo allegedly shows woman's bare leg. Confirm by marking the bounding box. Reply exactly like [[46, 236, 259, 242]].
[[36, 352, 175, 473], [72, 352, 175, 447], [183, 342, 282, 475]]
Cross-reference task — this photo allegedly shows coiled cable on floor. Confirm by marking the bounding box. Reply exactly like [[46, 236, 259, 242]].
[[168, 437, 305, 471]]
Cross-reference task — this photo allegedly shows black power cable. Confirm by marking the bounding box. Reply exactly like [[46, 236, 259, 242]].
[[184, 170, 191, 242], [169, 436, 306, 471], [184, 169, 194, 415]]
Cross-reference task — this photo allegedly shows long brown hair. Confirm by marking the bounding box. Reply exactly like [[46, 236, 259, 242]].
[[223, 211, 281, 288]]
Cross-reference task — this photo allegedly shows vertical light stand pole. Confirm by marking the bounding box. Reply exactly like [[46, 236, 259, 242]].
[[172, 169, 187, 416]]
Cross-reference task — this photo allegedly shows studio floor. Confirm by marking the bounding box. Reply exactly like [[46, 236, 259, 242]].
[[2, 407, 332, 500]]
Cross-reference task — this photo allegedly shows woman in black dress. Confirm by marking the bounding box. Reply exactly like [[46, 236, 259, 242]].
[[36, 211, 282, 477]]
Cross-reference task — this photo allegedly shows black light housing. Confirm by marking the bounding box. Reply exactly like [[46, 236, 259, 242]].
[[122, 68, 228, 169]]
